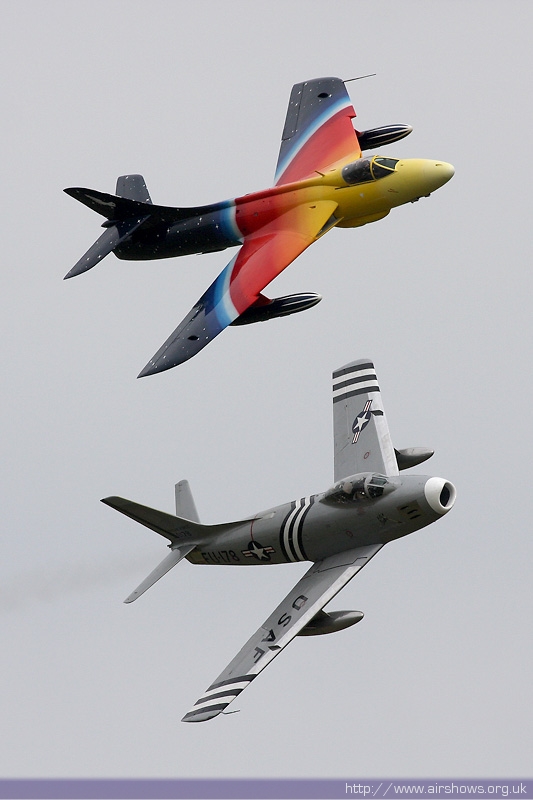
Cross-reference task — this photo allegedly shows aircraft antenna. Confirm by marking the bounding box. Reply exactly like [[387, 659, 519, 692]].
[[344, 74, 377, 83]]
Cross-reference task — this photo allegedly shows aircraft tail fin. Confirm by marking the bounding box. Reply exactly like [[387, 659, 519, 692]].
[[175, 480, 200, 522], [63, 174, 156, 278], [115, 174, 153, 204], [63, 175, 228, 279], [102, 489, 257, 600], [102, 494, 202, 603]]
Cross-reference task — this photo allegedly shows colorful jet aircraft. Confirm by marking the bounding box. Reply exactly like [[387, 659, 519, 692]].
[[65, 76, 454, 377], [102, 358, 456, 721]]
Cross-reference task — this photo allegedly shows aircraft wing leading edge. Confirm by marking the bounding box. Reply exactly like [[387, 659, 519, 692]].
[[138, 200, 338, 376], [182, 543, 383, 722], [333, 358, 399, 481], [275, 77, 361, 186]]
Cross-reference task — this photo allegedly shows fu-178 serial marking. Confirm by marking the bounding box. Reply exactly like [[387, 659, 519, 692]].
[[102, 358, 456, 721], [65, 77, 454, 376]]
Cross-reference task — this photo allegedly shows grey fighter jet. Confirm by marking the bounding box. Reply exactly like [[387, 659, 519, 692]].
[[103, 358, 456, 722]]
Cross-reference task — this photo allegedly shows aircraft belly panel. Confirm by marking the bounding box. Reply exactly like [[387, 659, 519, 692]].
[[301, 502, 384, 562], [334, 183, 393, 223]]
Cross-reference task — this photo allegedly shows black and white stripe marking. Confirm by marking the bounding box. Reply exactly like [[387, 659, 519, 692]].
[[182, 675, 256, 722], [279, 497, 314, 562], [332, 361, 380, 403]]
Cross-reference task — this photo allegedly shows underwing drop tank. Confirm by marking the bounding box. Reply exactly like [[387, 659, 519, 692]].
[[357, 124, 413, 151], [298, 609, 364, 636], [231, 292, 322, 325]]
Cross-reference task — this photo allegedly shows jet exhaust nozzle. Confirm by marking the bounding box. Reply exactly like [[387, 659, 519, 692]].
[[231, 292, 322, 326], [357, 124, 413, 151]]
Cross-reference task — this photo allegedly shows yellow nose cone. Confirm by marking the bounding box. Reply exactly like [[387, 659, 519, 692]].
[[424, 160, 455, 190]]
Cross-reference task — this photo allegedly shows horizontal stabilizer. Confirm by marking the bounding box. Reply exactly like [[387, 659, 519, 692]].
[[102, 494, 263, 600], [101, 495, 258, 541], [64, 186, 227, 223], [63, 216, 149, 279], [124, 545, 194, 603], [64, 187, 156, 221], [101, 496, 201, 545]]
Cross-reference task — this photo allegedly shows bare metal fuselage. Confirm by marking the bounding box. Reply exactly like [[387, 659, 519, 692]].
[[185, 473, 447, 567]]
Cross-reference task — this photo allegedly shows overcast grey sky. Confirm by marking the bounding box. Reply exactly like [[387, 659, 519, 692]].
[[1, 0, 532, 781]]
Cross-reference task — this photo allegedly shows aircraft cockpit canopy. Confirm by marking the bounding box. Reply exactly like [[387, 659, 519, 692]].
[[342, 156, 399, 186], [322, 472, 398, 505]]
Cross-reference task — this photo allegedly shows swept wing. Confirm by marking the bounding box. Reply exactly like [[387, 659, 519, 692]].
[[182, 543, 383, 722], [274, 77, 361, 186], [333, 358, 399, 481], [138, 200, 337, 376]]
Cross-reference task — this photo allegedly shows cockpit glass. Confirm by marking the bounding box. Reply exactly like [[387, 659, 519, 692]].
[[366, 474, 389, 498], [325, 477, 367, 503], [371, 157, 399, 179], [341, 159, 373, 185], [322, 473, 394, 504], [342, 157, 398, 186]]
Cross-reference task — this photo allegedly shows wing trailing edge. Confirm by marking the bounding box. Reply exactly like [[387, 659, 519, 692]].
[[275, 77, 361, 185], [138, 200, 338, 376], [332, 358, 399, 481], [182, 543, 383, 722]]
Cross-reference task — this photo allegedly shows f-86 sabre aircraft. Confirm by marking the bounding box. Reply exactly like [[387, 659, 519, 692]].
[[102, 358, 456, 721], [65, 77, 454, 377]]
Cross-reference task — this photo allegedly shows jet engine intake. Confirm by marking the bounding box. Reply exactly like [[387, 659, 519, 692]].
[[231, 292, 321, 325], [424, 477, 457, 515], [297, 609, 364, 636]]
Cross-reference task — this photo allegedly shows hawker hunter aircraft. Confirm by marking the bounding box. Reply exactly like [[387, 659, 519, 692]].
[[102, 358, 456, 721], [65, 77, 454, 377]]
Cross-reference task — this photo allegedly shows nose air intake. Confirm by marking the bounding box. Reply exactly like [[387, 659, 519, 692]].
[[424, 477, 457, 515]]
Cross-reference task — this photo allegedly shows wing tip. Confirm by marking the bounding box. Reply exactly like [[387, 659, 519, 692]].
[[100, 496, 123, 508], [181, 706, 226, 723], [137, 362, 156, 378]]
